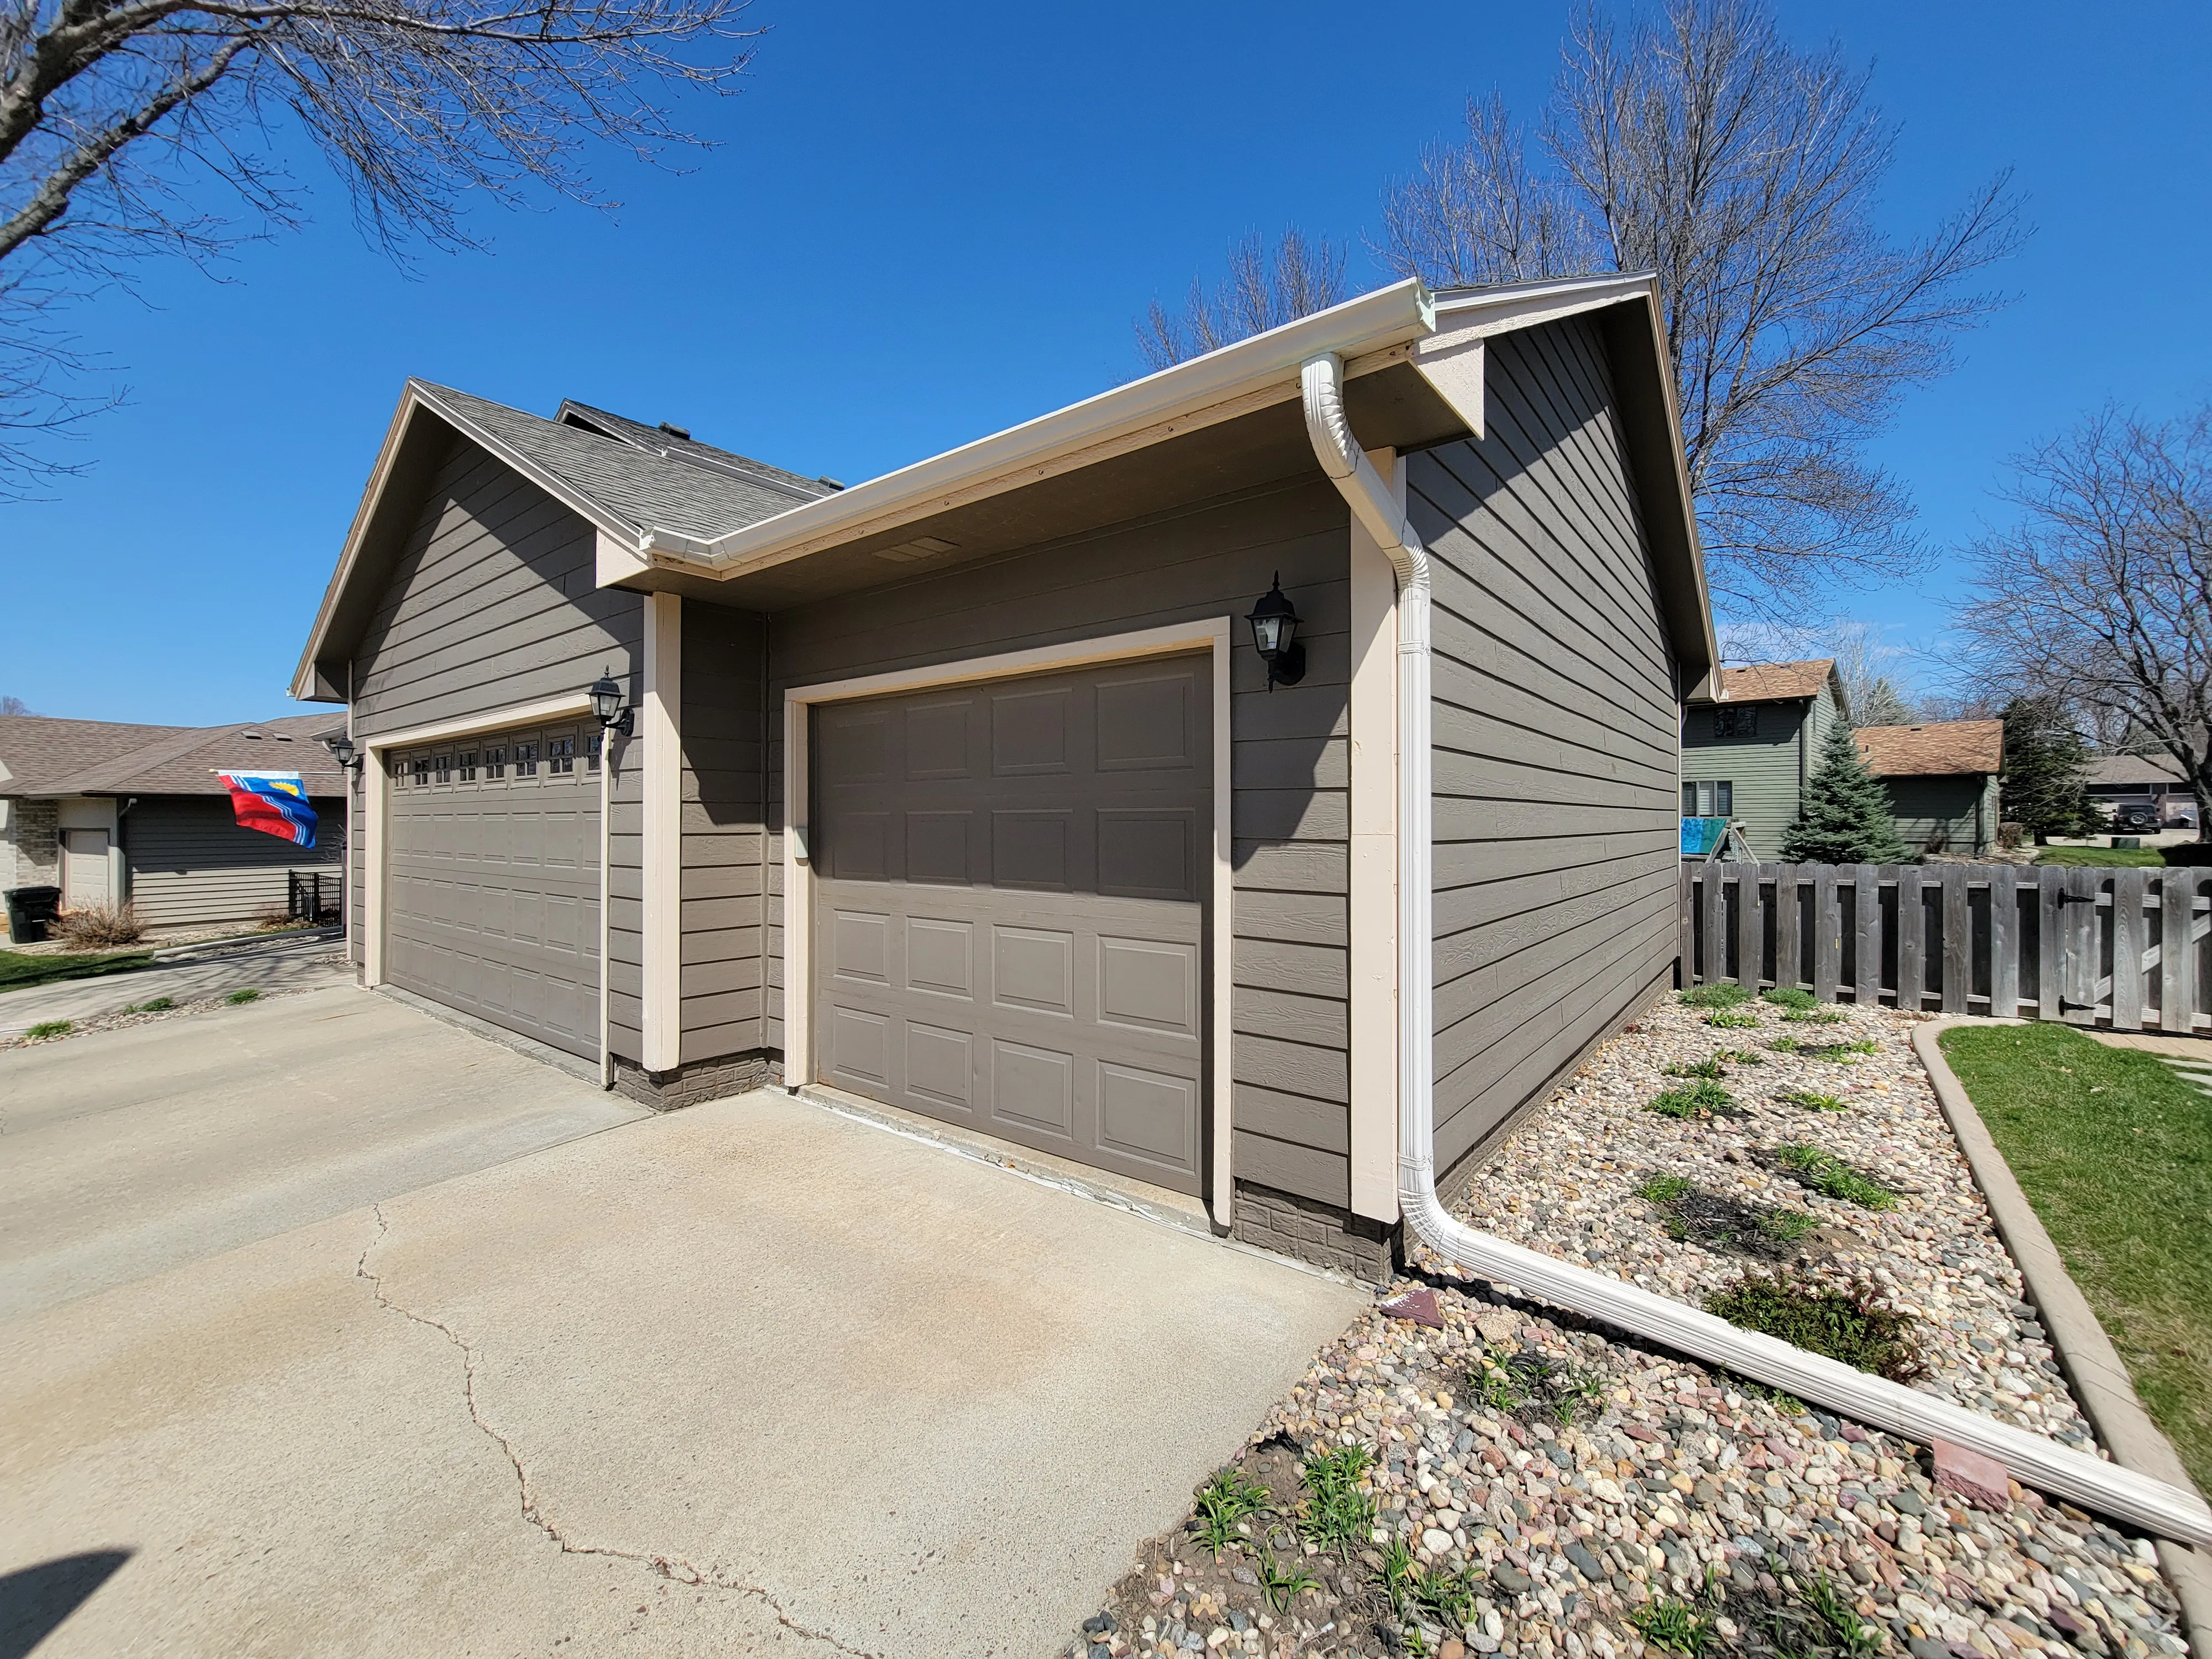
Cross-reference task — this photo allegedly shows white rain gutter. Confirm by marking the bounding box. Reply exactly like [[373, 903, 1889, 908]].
[[1297, 351, 2212, 1548]]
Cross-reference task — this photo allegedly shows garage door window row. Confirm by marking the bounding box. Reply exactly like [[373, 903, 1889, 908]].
[[389, 727, 599, 792]]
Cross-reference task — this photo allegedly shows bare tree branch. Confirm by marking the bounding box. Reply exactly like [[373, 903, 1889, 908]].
[[1376, 0, 2027, 622], [0, 0, 763, 486], [1953, 403, 2212, 839], [1134, 226, 1347, 373]]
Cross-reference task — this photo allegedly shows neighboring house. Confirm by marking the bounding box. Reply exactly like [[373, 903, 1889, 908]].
[[2084, 753, 2199, 830], [290, 273, 1718, 1276], [1679, 660, 1851, 860], [0, 713, 346, 931], [1856, 721, 2005, 857]]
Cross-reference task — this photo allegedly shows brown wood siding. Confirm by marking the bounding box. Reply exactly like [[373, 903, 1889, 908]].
[[679, 600, 770, 1063], [765, 477, 1357, 1207], [125, 795, 345, 926], [1413, 315, 1682, 1174], [346, 434, 644, 1061]]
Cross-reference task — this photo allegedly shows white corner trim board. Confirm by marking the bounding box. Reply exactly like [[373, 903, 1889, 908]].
[[781, 618, 1239, 1230], [1347, 448, 1403, 1225], [640, 593, 684, 1072], [1296, 351, 2212, 1549]]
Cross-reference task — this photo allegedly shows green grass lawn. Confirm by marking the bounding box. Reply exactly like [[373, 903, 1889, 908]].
[[2033, 846, 2169, 868], [0, 948, 154, 993], [1939, 1023, 2212, 1490]]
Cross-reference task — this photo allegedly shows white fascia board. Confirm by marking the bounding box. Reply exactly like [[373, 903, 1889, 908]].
[[1428, 270, 1660, 336], [636, 279, 1441, 577]]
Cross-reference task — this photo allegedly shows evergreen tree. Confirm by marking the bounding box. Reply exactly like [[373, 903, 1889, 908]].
[[1779, 721, 1910, 864], [2000, 696, 2107, 843]]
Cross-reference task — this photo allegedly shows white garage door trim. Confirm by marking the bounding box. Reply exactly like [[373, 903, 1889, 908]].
[[359, 693, 599, 1000], [785, 618, 1236, 1227]]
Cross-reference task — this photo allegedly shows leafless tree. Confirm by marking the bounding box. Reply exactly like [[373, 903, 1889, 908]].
[[1135, 226, 1347, 372], [1953, 403, 2212, 839], [1378, 0, 2025, 620], [0, 0, 762, 493], [0, 692, 35, 712]]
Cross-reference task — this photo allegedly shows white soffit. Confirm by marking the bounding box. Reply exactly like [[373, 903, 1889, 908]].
[[1411, 330, 1485, 441]]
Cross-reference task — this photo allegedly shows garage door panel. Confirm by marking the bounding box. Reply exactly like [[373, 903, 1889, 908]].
[[385, 723, 601, 1058], [814, 654, 1209, 1196]]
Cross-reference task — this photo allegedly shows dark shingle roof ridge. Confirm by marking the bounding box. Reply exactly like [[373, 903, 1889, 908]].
[[53, 714, 351, 796], [554, 399, 829, 500], [0, 714, 197, 794], [407, 380, 816, 545]]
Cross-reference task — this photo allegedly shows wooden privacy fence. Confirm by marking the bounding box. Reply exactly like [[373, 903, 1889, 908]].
[[1680, 862, 2212, 1034]]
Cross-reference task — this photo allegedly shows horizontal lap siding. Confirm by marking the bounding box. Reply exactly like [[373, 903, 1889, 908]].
[[350, 435, 644, 1060], [126, 796, 345, 925], [1415, 316, 1681, 1176], [680, 601, 769, 1065], [767, 477, 1358, 1207]]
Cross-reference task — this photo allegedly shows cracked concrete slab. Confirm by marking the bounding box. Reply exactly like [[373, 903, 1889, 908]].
[[1, 1086, 1363, 1656], [0, 985, 647, 1321]]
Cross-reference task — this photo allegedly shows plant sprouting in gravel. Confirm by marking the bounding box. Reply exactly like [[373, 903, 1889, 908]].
[[1759, 1208, 1823, 1243], [1191, 1467, 1270, 1556], [225, 988, 261, 1005], [1630, 1589, 1719, 1655], [1705, 1272, 1922, 1382], [1253, 1547, 1317, 1613], [1296, 1443, 1375, 1555], [1469, 1348, 1528, 1413], [1775, 1144, 1897, 1209], [1665, 1057, 1728, 1079], [1638, 1173, 1696, 1204], [1777, 1089, 1850, 1113], [1378, 1533, 1418, 1616], [1715, 1047, 1767, 1065], [1408, 1560, 1483, 1626], [1639, 1177, 1824, 1258], [1782, 1006, 1848, 1024], [1762, 987, 1818, 1012], [1680, 982, 1752, 1009], [1649, 1078, 1739, 1119], [1704, 1008, 1761, 1029], [1801, 1568, 1884, 1655], [26, 1019, 72, 1039], [1769, 1035, 1803, 1053]]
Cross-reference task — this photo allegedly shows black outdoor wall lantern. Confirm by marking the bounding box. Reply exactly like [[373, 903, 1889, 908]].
[[323, 733, 359, 770], [589, 667, 635, 737], [1246, 573, 1305, 690]]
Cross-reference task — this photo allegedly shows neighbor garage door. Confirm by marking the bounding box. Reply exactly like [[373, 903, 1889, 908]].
[[385, 721, 600, 1057], [813, 655, 1211, 1194]]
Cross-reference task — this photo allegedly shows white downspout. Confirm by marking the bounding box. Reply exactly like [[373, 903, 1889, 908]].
[[1298, 352, 2212, 1547]]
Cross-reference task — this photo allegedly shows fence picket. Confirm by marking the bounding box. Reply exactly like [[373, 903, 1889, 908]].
[[1735, 867, 1764, 989], [1989, 865, 2018, 1019], [1812, 865, 1843, 1002], [1941, 868, 1972, 1014], [1854, 865, 1882, 1008], [1771, 863, 1801, 993], [1895, 867, 1925, 1013], [2163, 869, 2199, 1032], [2111, 869, 2147, 1031], [2061, 870, 2100, 1021], [2038, 869, 2064, 1022], [1702, 866, 1725, 983], [1679, 863, 1695, 984]]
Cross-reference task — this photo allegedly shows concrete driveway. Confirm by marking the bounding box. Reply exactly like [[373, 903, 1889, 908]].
[[0, 929, 352, 1036], [1, 985, 646, 1321], [0, 999, 1363, 1657]]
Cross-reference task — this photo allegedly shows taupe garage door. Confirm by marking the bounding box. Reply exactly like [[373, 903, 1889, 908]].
[[386, 722, 600, 1057], [814, 656, 1211, 1194]]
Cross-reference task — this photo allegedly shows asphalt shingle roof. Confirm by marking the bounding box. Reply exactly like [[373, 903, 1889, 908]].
[[415, 382, 827, 545], [1715, 660, 1838, 703], [1855, 721, 2004, 779], [2, 713, 348, 797]]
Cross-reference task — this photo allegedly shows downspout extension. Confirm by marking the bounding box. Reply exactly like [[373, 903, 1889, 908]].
[[1297, 352, 2212, 1548]]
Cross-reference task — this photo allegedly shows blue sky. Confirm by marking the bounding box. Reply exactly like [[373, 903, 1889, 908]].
[[5, 1, 2208, 722]]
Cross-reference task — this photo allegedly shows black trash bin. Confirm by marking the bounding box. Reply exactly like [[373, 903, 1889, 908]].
[[4, 884, 62, 945]]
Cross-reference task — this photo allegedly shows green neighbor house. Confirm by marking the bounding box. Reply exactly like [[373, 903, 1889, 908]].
[[1680, 660, 1849, 860], [1856, 721, 2005, 857]]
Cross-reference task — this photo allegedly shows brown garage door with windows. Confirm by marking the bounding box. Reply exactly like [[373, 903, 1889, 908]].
[[386, 722, 601, 1057], [815, 656, 1211, 1194]]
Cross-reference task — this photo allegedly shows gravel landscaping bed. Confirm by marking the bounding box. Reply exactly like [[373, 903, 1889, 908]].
[[0, 970, 335, 1050], [1071, 994, 2189, 1659]]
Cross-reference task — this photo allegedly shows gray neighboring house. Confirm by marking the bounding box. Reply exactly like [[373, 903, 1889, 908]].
[[1856, 721, 2005, 857], [290, 273, 1718, 1276], [1679, 659, 1850, 860], [0, 713, 346, 934], [2085, 753, 2199, 830]]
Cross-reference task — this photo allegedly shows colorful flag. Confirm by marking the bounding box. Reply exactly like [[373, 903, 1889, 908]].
[[217, 770, 319, 848]]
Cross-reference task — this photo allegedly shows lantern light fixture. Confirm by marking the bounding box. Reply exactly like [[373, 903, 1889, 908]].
[[589, 668, 635, 736], [1245, 573, 1305, 690], [324, 732, 359, 770]]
